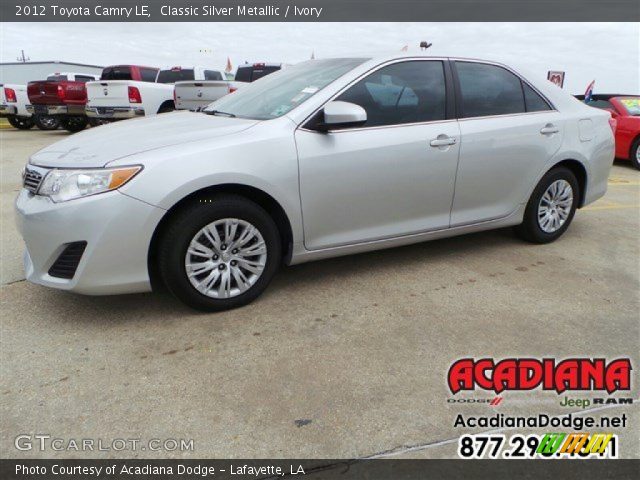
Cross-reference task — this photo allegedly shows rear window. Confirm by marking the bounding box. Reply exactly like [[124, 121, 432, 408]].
[[140, 68, 158, 82], [204, 70, 223, 81], [101, 67, 133, 81], [46, 75, 68, 81], [235, 65, 280, 82], [157, 69, 195, 83], [619, 97, 640, 116], [586, 99, 614, 110], [75, 75, 96, 83]]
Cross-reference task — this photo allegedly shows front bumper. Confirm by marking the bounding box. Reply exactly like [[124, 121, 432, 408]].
[[86, 106, 145, 119], [26, 104, 86, 116], [0, 104, 17, 116], [15, 188, 165, 295]]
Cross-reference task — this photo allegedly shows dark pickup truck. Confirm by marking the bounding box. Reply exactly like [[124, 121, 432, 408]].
[[27, 72, 100, 132]]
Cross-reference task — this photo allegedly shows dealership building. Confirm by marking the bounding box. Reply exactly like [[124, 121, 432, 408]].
[[0, 61, 103, 84]]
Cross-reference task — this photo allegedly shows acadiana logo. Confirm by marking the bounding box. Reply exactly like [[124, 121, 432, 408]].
[[448, 358, 632, 394]]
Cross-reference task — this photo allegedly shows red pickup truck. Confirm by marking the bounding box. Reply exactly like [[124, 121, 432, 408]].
[[27, 72, 100, 132]]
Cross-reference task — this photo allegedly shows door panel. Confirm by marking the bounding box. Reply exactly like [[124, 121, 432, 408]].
[[296, 121, 461, 250], [451, 111, 563, 225]]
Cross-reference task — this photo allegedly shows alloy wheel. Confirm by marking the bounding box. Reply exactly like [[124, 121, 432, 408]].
[[184, 218, 267, 299], [537, 179, 574, 233]]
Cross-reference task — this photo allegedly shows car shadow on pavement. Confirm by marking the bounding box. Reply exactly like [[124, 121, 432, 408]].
[[33, 227, 521, 323]]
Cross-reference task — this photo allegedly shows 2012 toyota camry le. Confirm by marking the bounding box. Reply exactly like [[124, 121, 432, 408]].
[[15, 55, 615, 311]]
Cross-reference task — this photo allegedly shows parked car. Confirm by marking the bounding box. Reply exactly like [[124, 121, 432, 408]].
[[15, 55, 615, 311], [0, 83, 59, 130], [174, 63, 284, 111], [576, 94, 640, 169], [27, 72, 100, 132], [86, 66, 216, 120]]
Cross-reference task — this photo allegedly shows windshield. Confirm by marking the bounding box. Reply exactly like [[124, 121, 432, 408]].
[[205, 58, 368, 120], [618, 97, 640, 116]]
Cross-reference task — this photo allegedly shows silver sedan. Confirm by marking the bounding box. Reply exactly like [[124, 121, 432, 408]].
[[15, 55, 615, 310]]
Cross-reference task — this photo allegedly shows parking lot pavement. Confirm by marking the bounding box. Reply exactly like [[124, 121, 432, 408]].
[[1, 129, 638, 459]]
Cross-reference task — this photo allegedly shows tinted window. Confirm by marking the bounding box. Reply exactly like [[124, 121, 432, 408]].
[[456, 62, 525, 117], [235, 65, 281, 82], [46, 75, 68, 81], [101, 67, 133, 81], [586, 99, 614, 110], [523, 82, 551, 112], [75, 75, 95, 83], [204, 70, 223, 81], [140, 68, 158, 82], [157, 69, 195, 83], [336, 61, 446, 127]]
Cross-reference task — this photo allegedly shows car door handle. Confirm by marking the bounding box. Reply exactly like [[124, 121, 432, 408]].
[[430, 136, 457, 147], [540, 124, 559, 135]]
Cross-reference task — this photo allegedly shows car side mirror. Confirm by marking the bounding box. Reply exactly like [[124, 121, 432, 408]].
[[316, 101, 367, 132]]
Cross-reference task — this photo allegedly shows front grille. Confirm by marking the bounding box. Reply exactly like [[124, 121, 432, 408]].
[[48, 241, 87, 279], [23, 167, 44, 194]]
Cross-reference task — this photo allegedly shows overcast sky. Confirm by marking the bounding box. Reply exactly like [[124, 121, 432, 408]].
[[1, 22, 638, 93]]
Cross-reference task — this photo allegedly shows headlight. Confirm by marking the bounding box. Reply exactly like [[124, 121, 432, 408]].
[[38, 166, 142, 202]]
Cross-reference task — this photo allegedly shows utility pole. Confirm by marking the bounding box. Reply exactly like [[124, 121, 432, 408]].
[[16, 50, 30, 62]]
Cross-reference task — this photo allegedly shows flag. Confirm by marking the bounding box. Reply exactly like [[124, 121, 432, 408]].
[[584, 80, 595, 103], [401, 45, 408, 52], [225, 57, 233, 73], [311, 51, 315, 60]]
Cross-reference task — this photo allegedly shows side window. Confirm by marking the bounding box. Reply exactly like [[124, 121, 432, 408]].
[[456, 62, 525, 117], [523, 82, 551, 112], [204, 70, 223, 81], [140, 68, 158, 82], [335, 61, 446, 127]]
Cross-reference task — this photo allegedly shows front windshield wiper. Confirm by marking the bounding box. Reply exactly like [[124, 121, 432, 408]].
[[203, 109, 236, 118]]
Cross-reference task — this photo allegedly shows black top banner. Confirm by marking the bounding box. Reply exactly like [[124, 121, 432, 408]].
[[2, 0, 640, 22]]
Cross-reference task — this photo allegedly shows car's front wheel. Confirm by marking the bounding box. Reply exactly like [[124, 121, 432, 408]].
[[515, 167, 579, 243], [158, 195, 281, 311]]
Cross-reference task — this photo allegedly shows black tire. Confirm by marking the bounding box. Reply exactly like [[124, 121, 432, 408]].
[[515, 167, 579, 244], [60, 116, 88, 133], [630, 138, 640, 170], [34, 115, 60, 130], [158, 195, 282, 311], [88, 118, 106, 128], [7, 116, 34, 130], [157, 104, 175, 114]]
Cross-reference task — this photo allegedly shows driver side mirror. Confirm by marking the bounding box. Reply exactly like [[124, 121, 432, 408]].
[[316, 101, 367, 132]]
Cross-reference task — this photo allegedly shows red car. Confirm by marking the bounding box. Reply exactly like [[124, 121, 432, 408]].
[[577, 94, 640, 170]]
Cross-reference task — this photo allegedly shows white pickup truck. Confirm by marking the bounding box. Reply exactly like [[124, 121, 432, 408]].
[[85, 66, 223, 120], [0, 83, 60, 130], [173, 63, 284, 111]]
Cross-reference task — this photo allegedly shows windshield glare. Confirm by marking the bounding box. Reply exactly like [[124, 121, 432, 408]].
[[619, 97, 640, 116], [205, 58, 368, 120]]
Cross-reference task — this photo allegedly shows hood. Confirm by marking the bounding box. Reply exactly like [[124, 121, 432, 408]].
[[29, 111, 259, 168]]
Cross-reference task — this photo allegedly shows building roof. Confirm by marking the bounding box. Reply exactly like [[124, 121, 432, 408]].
[[0, 61, 103, 68]]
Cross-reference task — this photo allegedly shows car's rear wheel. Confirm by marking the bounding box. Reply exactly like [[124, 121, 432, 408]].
[[7, 116, 34, 130], [34, 115, 60, 130], [60, 116, 88, 133], [515, 167, 579, 243], [158, 195, 281, 311], [630, 138, 640, 170]]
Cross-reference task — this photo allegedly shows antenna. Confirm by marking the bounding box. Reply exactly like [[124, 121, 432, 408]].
[[17, 50, 30, 62]]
